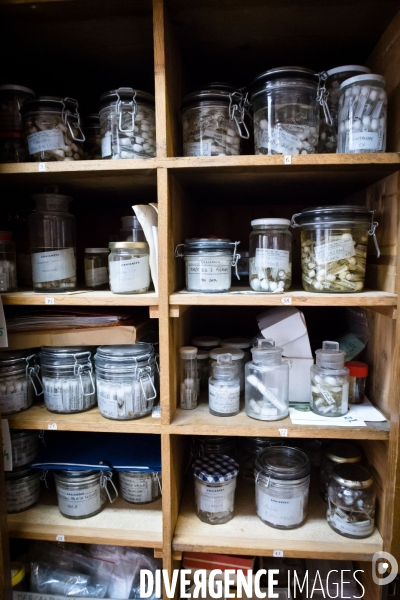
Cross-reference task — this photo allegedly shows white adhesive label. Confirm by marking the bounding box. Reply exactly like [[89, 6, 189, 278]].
[[257, 127, 299, 154], [45, 298, 55, 305], [256, 487, 304, 527], [56, 534, 65, 542], [38, 163, 47, 172], [101, 135, 112, 157], [273, 550, 284, 557], [314, 239, 355, 266], [198, 478, 236, 513], [6, 476, 40, 512], [284, 155, 291, 165], [348, 131, 380, 151], [56, 480, 105, 517], [97, 377, 154, 419], [86, 266, 108, 287], [281, 297, 292, 305], [109, 256, 150, 293], [331, 511, 374, 536], [32, 248, 75, 283], [184, 141, 212, 157], [209, 383, 240, 414], [255, 248, 289, 270], [187, 258, 231, 291], [120, 473, 153, 503], [279, 429, 288, 437], [27, 128, 64, 155], [48, 423, 58, 430]]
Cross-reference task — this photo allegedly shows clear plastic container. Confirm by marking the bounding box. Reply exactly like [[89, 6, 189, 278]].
[[180, 346, 198, 409], [209, 347, 245, 392], [193, 453, 239, 524], [192, 336, 221, 351], [327, 464, 375, 538], [54, 469, 117, 519], [82, 114, 101, 159], [319, 442, 362, 502], [0, 231, 17, 291], [118, 470, 162, 504], [5, 467, 41, 513], [208, 354, 241, 417], [345, 361, 368, 404], [119, 215, 145, 242], [310, 341, 349, 417], [245, 339, 289, 421], [291, 205, 380, 293], [337, 74, 387, 154], [0, 350, 40, 415], [249, 219, 292, 292], [84, 248, 109, 290], [255, 446, 311, 529], [108, 242, 150, 294], [99, 87, 156, 159], [10, 430, 40, 468]]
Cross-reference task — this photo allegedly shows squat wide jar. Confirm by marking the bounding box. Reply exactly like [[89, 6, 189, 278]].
[[0, 350, 40, 415], [249, 219, 292, 292], [193, 454, 239, 525], [109, 242, 150, 294], [54, 469, 117, 519], [118, 470, 162, 504]]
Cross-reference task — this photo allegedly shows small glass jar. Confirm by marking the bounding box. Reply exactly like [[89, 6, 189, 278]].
[[191, 436, 238, 463], [0, 350, 39, 415], [109, 241, 150, 294], [180, 346, 198, 410], [337, 74, 387, 154], [250, 67, 320, 155], [197, 350, 210, 392], [21, 96, 84, 162], [240, 437, 285, 484], [255, 447, 311, 529], [291, 205, 380, 293], [327, 464, 375, 539], [119, 215, 145, 242], [193, 454, 239, 524], [181, 83, 248, 157], [249, 219, 292, 292], [84, 248, 109, 290], [192, 336, 221, 351], [5, 467, 41, 513], [345, 361, 368, 404], [209, 347, 245, 393], [94, 343, 158, 420], [310, 341, 349, 417], [245, 339, 289, 421], [0, 84, 35, 132], [39, 346, 96, 413], [209, 354, 241, 417], [82, 114, 101, 160], [0, 231, 17, 291], [118, 470, 162, 504], [319, 442, 362, 502], [54, 469, 117, 519], [10, 430, 40, 468], [221, 338, 252, 364], [175, 238, 241, 293], [99, 87, 156, 159]]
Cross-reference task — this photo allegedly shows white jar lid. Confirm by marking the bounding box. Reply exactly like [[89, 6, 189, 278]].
[[326, 65, 370, 77], [251, 218, 291, 227], [180, 346, 197, 358], [197, 351, 209, 359], [209, 347, 244, 360], [221, 337, 252, 349], [339, 73, 386, 92]]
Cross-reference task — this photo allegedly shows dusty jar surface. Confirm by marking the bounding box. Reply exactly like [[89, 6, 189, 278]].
[[10, 430, 40, 468], [108, 242, 150, 294]]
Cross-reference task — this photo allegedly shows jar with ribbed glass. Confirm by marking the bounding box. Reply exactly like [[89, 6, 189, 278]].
[[249, 219, 292, 292], [0, 350, 40, 415], [54, 469, 117, 519], [109, 242, 150, 294], [0, 231, 17, 291], [5, 467, 41, 513], [84, 248, 109, 290], [118, 470, 162, 504], [193, 454, 239, 524], [319, 442, 362, 502], [10, 430, 40, 468]]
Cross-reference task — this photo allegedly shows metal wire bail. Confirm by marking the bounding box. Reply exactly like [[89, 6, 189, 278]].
[[26, 354, 43, 396], [40, 470, 49, 489], [138, 367, 157, 407], [174, 243, 184, 258], [116, 87, 137, 133], [368, 212, 380, 258], [62, 97, 85, 142], [229, 90, 250, 139], [73, 352, 95, 397], [231, 241, 241, 279], [317, 72, 333, 127], [100, 471, 119, 503]]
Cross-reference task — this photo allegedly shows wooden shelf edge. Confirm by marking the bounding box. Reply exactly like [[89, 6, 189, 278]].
[[1, 291, 159, 306]]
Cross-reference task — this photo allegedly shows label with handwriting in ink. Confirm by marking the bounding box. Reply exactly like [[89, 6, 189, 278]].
[[255, 248, 289, 270], [279, 428, 288, 437], [48, 423, 58, 430], [27, 128, 64, 155], [57, 480, 105, 518], [198, 478, 236, 513], [348, 131, 380, 151], [256, 487, 304, 527], [284, 155, 292, 165], [256, 127, 299, 155], [187, 258, 231, 291], [120, 473, 154, 503], [109, 256, 150, 293], [273, 550, 284, 557], [56, 534, 65, 542], [32, 248, 75, 283], [86, 266, 108, 287], [184, 141, 212, 157], [38, 163, 46, 172], [281, 297, 292, 305], [314, 238, 355, 266], [209, 383, 240, 414], [45, 297, 55, 305]]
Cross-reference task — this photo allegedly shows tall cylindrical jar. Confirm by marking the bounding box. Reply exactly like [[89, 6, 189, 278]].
[[99, 88, 156, 159], [10, 430, 40, 468], [180, 346, 198, 410], [208, 354, 241, 417], [0, 84, 34, 163], [118, 470, 162, 504], [5, 467, 41, 513], [319, 442, 362, 502], [54, 469, 117, 519], [0, 350, 40, 415], [0, 231, 17, 291], [108, 242, 150, 294], [84, 248, 109, 290], [310, 341, 349, 417], [249, 219, 292, 292], [345, 361, 369, 404], [193, 454, 239, 525]]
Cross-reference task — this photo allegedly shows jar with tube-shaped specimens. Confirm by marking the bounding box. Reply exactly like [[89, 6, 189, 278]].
[[193, 454, 239, 524], [180, 346, 198, 409], [10, 430, 40, 468], [291, 205, 380, 293], [118, 470, 162, 504], [0, 350, 40, 415], [99, 88, 156, 159], [39, 346, 96, 414], [54, 469, 117, 519], [208, 354, 241, 417], [5, 467, 41, 513], [249, 219, 292, 292], [84, 248, 109, 290], [0, 231, 17, 291], [109, 242, 150, 294], [181, 83, 249, 157], [95, 343, 158, 420], [82, 114, 101, 160], [319, 442, 362, 502], [310, 341, 349, 417], [245, 339, 289, 421], [337, 74, 387, 153]]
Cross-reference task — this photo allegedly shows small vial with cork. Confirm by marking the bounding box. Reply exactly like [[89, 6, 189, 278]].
[[180, 346, 198, 410]]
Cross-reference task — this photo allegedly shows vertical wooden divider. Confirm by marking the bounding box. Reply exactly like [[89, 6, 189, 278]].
[[0, 420, 11, 600]]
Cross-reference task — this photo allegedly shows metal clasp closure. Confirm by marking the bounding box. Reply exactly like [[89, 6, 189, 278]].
[[100, 471, 119, 504], [231, 241, 241, 280], [26, 354, 43, 396], [116, 87, 137, 133], [138, 366, 157, 408], [174, 243, 184, 258], [290, 213, 301, 228], [317, 72, 333, 127], [155, 472, 162, 494], [41, 470, 50, 489], [229, 90, 250, 139], [61, 97, 85, 142], [368, 212, 380, 258], [73, 352, 95, 397]]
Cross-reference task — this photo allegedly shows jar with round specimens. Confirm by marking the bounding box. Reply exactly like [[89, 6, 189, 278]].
[[249, 218, 292, 292], [310, 341, 349, 417]]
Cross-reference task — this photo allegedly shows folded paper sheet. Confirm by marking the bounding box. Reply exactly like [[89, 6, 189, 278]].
[[132, 204, 158, 293]]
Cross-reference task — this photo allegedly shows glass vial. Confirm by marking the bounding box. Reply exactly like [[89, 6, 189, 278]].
[[180, 346, 198, 410], [84, 248, 109, 290], [208, 354, 240, 417], [249, 219, 292, 292], [310, 341, 349, 417], [345, 361, 368, 404]]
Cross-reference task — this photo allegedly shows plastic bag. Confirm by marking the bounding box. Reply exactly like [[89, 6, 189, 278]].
[[30, 562, 108, 597]]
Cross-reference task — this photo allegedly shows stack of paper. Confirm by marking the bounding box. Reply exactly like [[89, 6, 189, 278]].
[[289, 398, 387, 427]]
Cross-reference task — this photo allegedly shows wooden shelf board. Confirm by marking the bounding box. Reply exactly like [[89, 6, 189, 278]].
[[7, 403, 161, 433], [172, 482, 383, 559], [7, 489, 162, 548], [1, 290, 158, 306]]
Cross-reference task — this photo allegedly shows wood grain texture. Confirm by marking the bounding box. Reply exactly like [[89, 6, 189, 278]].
[[1, 291, 158, 306], [0, 416, 12, 600]]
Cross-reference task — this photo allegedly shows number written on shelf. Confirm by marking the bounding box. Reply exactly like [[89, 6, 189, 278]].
[[279, 428, 288, 437], [284, 155, 292, 165], [48, 423, 58, 430], [56, 534, 65, 542], [281, 297, 292, 305], [45, 297, 55, 305]]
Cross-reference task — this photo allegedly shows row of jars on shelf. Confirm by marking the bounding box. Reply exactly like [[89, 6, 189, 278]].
[[0, 65, 387, 163]]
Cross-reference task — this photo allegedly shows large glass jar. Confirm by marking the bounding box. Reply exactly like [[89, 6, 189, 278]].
[[99, 88, 156, 159], [82, 114, 101, 160], [10, 430, 40, 468], [249, 219, 292, 292], [337, 74, 387, 154], [291, 205, 380, 293], [255, 446, 311, 529], [29, 188, 77, 292], [175, 238, 241, 293], [0, 84, 34, 163], [0, 350, 40, 415], [94, 343, 158, 420], [181, 83, 248, 157], [240, 437, 286, 484], [191, 436, 238, 464], [319, 442, 362, 502], [21, 96, 84, 162], [193, 454, 239, 524], [327, 464, 375, 538], [5, 467, 41, 513], [310, 341, 349, 417], [39, 346, 96, 413], [118, 470, 162, 504], [0, 231, 17, 291], [245, 339, 289, 421], [208, 354, 241, 417], [119, 215, 145, 242], [250, 67, 320, 155], [108, 242, 150, 294], [54, 469, 117, 519], [84, 248, 109, 290]]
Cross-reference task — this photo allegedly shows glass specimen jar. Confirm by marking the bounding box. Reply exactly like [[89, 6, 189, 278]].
[[310, 341, 349, 417], [249, 219, 292, 292], [0, 231, 17, 291], [84, 248, 109, 290], [208, 354, 241, 417], [21, 96, 84, 162], [250, 67, 321, 155], [108, 242, 150, 294], [82, 114, 101, 159], [345, 361, 369, 404], [327, 464, 375, 538], [245, 339, 289, 421], [118, 470, 162, 504], [181, 82, 249, 157], [94, 343, 158, 420], [0, 350, 40, 415], [191, 436, 238, 463], [193, 453, 239, 524], [319, 442, 362, 502], [240, 437, 285, 484], [192, 336, 221, 351], [180, 346, 198, 409], [337, 74, 387, 153], [99, 87, 156, 159], [29, 188, 77, 292], [291, 205, 380, 293], [0, 84, 34, 163], [233, 251, 249, 284], [119, 215, 145, 242], [175, 238, 241, 293], [39, 346, 96, 413], [255, 446, 311, 529], [209, 347, 245, 393], [196, 350, 210, 392], [221, 338, 252, 364], [54, 469, 117, 519], [10, 430, 40, 468], [5, 467, 41, 513]]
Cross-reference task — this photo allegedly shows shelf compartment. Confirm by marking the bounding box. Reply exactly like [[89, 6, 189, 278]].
[[1, 291, 158, 307], [172, 482, 383, 559]]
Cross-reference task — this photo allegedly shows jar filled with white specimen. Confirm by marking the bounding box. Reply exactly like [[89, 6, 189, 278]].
[[0, 350, 40, 415], [208, 354, 241, 417], [108, 242, 150, 294], [310, 341, 349, 417], [0, 231, 17, 291], [345, 361, 368, 404], [209, 346, 244, 394], [255, 446, 311, 529], [84, 248, 109, 290], [118, 470, 162, 504], [245, 339, 289, 421], [319, 442, 362, 502], [249, 219, 292, 292], [54, 469, 117, 519], [5, 467, 41, 513], [39, 346, 96, 414], [10, 430, 40, 468], [180, 346, 198, 409], [193, 453, 239, 524]]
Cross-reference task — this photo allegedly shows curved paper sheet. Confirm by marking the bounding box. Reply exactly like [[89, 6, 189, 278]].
[[132, 204, 158, 293]]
